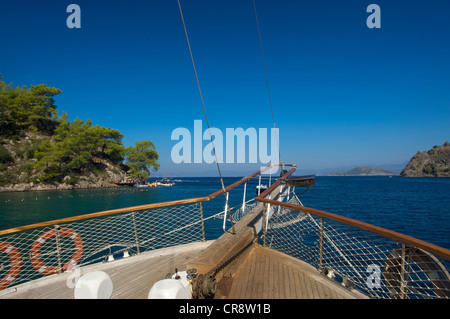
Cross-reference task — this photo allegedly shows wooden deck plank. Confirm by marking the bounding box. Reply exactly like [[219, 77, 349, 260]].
[[250, 251, 260, 298], [267, 252, 275, 298], [246, 251, 257, 298], [295, 271, 306, 299], [287, 266, 298, 299], [281, 263, 289, 298], [313, 278, 321, 298], [263, 251, 273, 299], [316, 279, 327, 298], [223, 244, 366, 299]]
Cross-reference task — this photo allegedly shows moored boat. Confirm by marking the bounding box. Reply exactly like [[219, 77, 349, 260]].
[[157, 178, 175, 187], [114, 181, 135, 186], [256, 184, 267, 195]]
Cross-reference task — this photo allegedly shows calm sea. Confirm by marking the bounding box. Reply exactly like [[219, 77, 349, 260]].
[[0, 176, 449, 249]]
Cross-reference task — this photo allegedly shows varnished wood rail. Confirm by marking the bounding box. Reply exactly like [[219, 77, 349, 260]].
[[255, 169, 450, 260]]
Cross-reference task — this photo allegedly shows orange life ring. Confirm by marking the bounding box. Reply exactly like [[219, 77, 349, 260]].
[[30, 227, 83, 276], [0, 242, 22, 290]]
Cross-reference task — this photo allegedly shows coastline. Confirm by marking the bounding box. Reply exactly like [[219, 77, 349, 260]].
[[325, 173, 399, 177], [0, 180, 121, 193]]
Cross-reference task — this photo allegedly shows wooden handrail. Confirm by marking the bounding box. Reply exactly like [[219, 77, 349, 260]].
[[254, 166, 450, 260], [0, 196, 209, 236], [255, 197, 450, 260], [0, 164, 291, 236]]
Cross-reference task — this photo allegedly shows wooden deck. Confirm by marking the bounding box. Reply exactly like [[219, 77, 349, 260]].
[[220, 244, 365, 299], [0, 240, 365, 299]]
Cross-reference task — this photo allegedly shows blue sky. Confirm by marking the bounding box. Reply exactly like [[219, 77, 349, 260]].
[[1, 0, 449, 176]]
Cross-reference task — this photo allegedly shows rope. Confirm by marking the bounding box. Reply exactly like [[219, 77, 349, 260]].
[[176, 0, 226, 193], [252, 0, 282, 167]]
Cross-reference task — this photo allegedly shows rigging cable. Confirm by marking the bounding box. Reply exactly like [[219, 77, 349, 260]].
[[176, 0, 226, 193], [176, 0, 235, 232], [252, 0, 283, 168]]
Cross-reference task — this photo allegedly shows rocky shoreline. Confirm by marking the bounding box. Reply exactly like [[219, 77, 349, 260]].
[[400, 143, 450, 177], [0, 179, 121, 193]]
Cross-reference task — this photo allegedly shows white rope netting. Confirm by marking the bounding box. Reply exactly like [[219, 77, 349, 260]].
[[0, 202, 205, 290], [264, 193, 450, 299]]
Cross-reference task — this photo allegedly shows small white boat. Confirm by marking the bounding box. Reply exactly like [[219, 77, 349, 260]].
[[256, 184, 267, 195], [156, 178, 175, 187]]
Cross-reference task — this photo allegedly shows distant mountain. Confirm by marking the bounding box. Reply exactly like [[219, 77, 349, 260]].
[[400, 142, 450, 177], [328, 166, 399, 176]]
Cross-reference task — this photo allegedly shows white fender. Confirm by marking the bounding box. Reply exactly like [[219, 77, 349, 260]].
[[74, 271, 113, 299], [148, 271, 191, 299]]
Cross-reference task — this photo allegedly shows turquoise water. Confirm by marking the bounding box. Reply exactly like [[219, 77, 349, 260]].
[[0, 176, 449, 249]]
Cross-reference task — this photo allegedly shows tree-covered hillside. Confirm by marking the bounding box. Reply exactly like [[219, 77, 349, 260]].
[[0, 75, 159, 190]]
